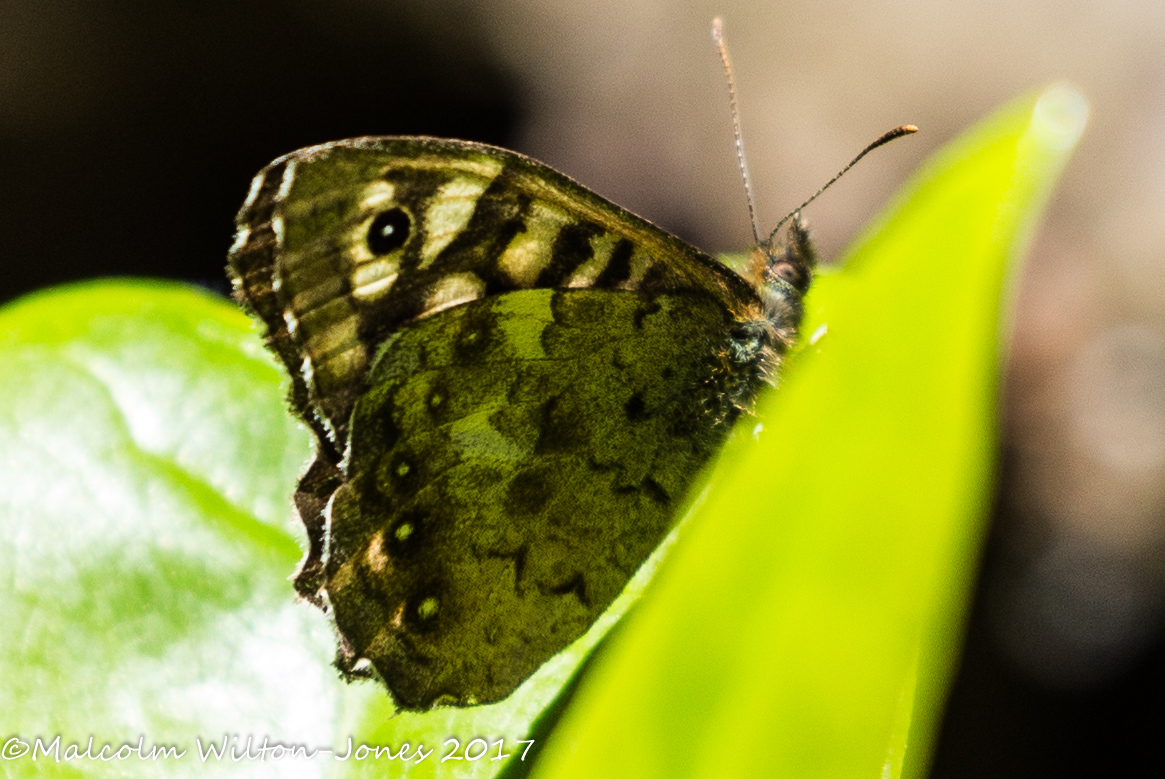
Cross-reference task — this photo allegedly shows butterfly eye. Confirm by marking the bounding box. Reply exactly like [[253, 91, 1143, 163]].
[[367, 208, 411, 255], [772, 260, 810, 292]]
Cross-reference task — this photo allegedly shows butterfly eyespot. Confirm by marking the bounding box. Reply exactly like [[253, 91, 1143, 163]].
[[416, 597, 440, 620], [405, 592, 443, 631], [388, 510, 426, 552], [367, 208, 411, 255]]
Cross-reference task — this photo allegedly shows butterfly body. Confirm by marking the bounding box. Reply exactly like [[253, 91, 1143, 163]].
[[228, 136, 813, 708]]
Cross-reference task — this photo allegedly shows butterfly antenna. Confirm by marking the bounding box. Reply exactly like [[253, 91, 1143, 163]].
[[768, 124, 918, 243], [712, 17, 762, 247]]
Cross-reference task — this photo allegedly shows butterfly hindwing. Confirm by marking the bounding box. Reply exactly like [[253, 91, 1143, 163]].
[[326, 287, 740, 705], [228, 136, 800, 709]]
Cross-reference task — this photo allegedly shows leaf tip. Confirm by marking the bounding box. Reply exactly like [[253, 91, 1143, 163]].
[[1032, 83, 1089, 151]]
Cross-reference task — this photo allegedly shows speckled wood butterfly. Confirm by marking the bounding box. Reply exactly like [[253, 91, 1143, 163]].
[[227, 26, 913, 710]]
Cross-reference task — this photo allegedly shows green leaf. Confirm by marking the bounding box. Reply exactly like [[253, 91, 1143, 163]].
[[0, 85, 1085, 778], [527, 85, 1088, 779], [0, 282, 334, 773]]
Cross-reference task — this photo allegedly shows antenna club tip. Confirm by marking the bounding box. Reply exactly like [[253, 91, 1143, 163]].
[[711, 17, 724, 41], [867, 124, 919, 152]]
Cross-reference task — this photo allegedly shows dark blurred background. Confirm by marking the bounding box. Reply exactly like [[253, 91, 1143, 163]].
[[3, 1, 1162, 775]]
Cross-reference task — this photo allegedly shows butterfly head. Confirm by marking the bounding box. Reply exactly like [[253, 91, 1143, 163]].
[[749, 211, 816, 345]]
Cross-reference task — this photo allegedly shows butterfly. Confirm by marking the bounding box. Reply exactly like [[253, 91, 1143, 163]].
[[226, 124, 912, 709]]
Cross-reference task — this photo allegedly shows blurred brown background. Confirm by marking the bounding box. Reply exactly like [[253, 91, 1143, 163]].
[[2, 1, 1162, 775]]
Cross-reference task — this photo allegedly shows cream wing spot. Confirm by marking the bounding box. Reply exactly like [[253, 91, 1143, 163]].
[[625, 246, 657, 288], [230, 224, 251, 254], [271, 214, 286, 247], [566, 230, 619, 287], [358, 180, 397, 213], [496, 200, 571, 287], [419, 174, 496, 269], [276, 158, 298, 200], [406, 153, 504, 181], [240, 170, 265, 213], [497, 231, 551, 288], [282, 308, 299, 336], [423, 272, 486, 316], [366, 530, 390, 574], [350, 261, 400, 302]]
